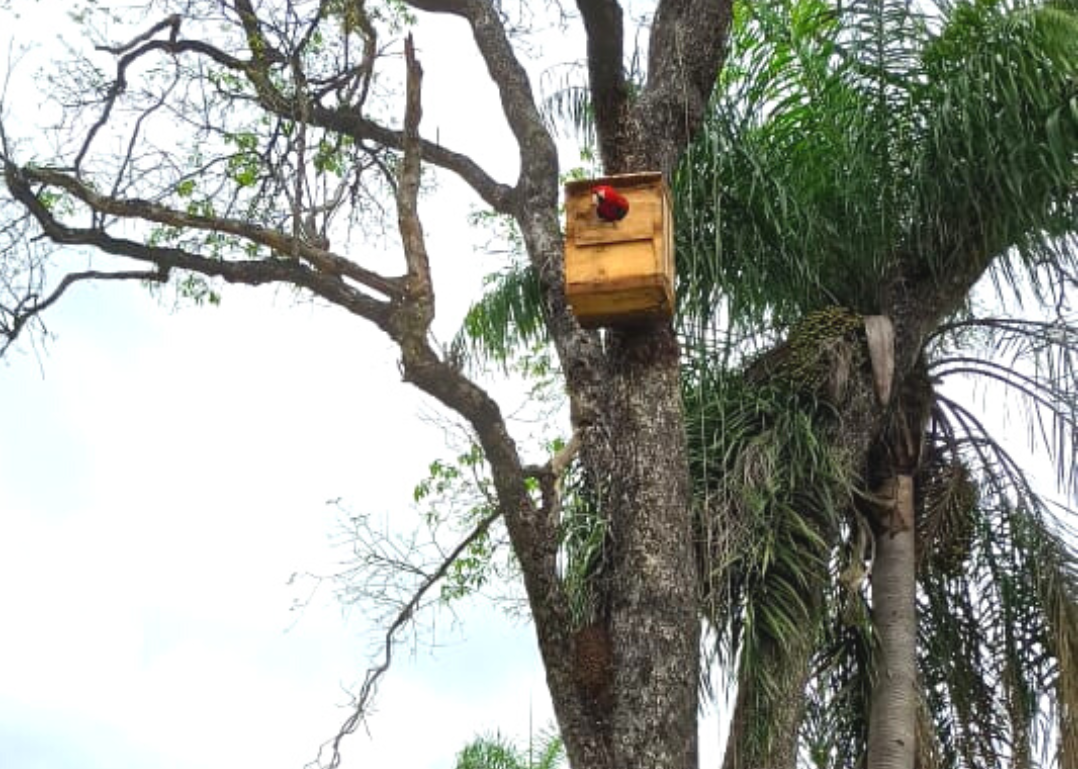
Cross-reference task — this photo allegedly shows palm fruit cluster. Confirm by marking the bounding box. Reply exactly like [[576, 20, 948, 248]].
[[916, 451, 978, 577], [746, 306, 866, 398]]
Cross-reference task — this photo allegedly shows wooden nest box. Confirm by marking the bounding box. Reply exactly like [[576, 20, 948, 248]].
[[564, 172, 675, 328]]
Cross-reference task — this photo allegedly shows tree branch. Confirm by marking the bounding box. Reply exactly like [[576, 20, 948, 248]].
[[75, 33, 251, 171], [0, 267, 168, 356], [313, 103, 518, 213], [386, 37, 557, 594], [403, 0, 558, 207], [2, 160, 393, 327], [319, 34, 566, 765], [10, 164, 403, 300], [79, 10, 516, 215], [397, 35, 433, 305], [95, 13, 182, 55], [400, 0, 611, 439], [575, 0, 629, 170], [317, 506, 503, 769], [523, 432, 581, 527]]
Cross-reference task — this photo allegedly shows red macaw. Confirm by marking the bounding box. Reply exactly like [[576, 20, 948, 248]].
[[592, 185, 630, 222]]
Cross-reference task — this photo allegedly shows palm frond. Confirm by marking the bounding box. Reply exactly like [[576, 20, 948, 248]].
[[677, 0, 1078, 342], [800, 581, 875, 769], [914, 0, 1078, 306], [555, 457, 607, 629], [687, 363, 857, 757], [538, 63, 595, 146], [675, 0, 930, 334], [453, 263, 546, 370], [918, 391, 1078, 768], [929, 313, 1078, 501]]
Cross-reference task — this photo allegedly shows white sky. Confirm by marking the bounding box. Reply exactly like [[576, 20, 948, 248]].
[[0, 6, 558, 769], [0, 4, 729, 769], [0, 274, 562, 769]]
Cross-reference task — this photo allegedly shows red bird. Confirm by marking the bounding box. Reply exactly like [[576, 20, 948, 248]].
[[592, 185, 630, 222]]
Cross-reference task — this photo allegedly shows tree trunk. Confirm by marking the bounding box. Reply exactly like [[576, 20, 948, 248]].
[[524, 295, 699, 769], [867, 474, 918, 769], [575, 325, 701, 769], [546, 2, 732, 765], [722, 638, 813, 769]]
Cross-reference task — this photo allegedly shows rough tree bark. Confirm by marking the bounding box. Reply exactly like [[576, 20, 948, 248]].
[[549, 2, 734, 767]]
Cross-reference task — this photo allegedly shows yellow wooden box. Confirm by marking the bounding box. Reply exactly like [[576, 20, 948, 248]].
[[564, 172, 675, 328]]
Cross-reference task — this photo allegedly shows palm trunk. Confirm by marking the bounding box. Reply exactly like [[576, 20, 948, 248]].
[[721, 639, 813, 769], [867, 474, 918, 769]]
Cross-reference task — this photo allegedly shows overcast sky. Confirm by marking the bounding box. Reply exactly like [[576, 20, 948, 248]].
[[0, 6, 561, 769], [0, 277, 559, 769]]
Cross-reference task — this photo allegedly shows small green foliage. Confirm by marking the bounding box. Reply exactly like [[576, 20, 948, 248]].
[[176, 274, 221, 306], [185, 197, 216, 219], [313, 136, 352, 176], [452, 728, 565, 769], [412, 441, 516, 605], [224, 131, 261, 189], [413, 457, 463, 504], [175, 178, 197, 199], [147, 224, 183, 248], [207, 69, 246, 94], [560, 149, 602, 182], [370, 0, 416, 30], [36, 189, 73, 216]]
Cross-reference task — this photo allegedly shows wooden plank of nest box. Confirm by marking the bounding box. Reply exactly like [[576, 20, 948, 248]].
[[562, 171, 666, 199], [563, 172, 674, 327]]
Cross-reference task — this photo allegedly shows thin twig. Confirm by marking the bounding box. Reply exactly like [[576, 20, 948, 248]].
[[318, 506, 502, 769]]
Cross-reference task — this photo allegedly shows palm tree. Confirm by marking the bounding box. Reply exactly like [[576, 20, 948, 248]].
[[676, 0, 1078, 766], [456, 0, 1078, 766], [453, 729, 566, 769]]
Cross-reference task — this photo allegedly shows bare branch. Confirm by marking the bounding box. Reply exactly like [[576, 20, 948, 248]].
[[397, 35, 433, 305], [75, 31, 251, 171], [74, 10, 516, 214], [95, 13, 182, 55], [524, 432, 581, 526], [10, 164, 403, 300], [0, 267, 167, 356], [317, 506, 502, 769], [403, 0, 558, 206], [312, 103, 518, 214], [2, 160, 393, 327], [316, 37, 564, 765]]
